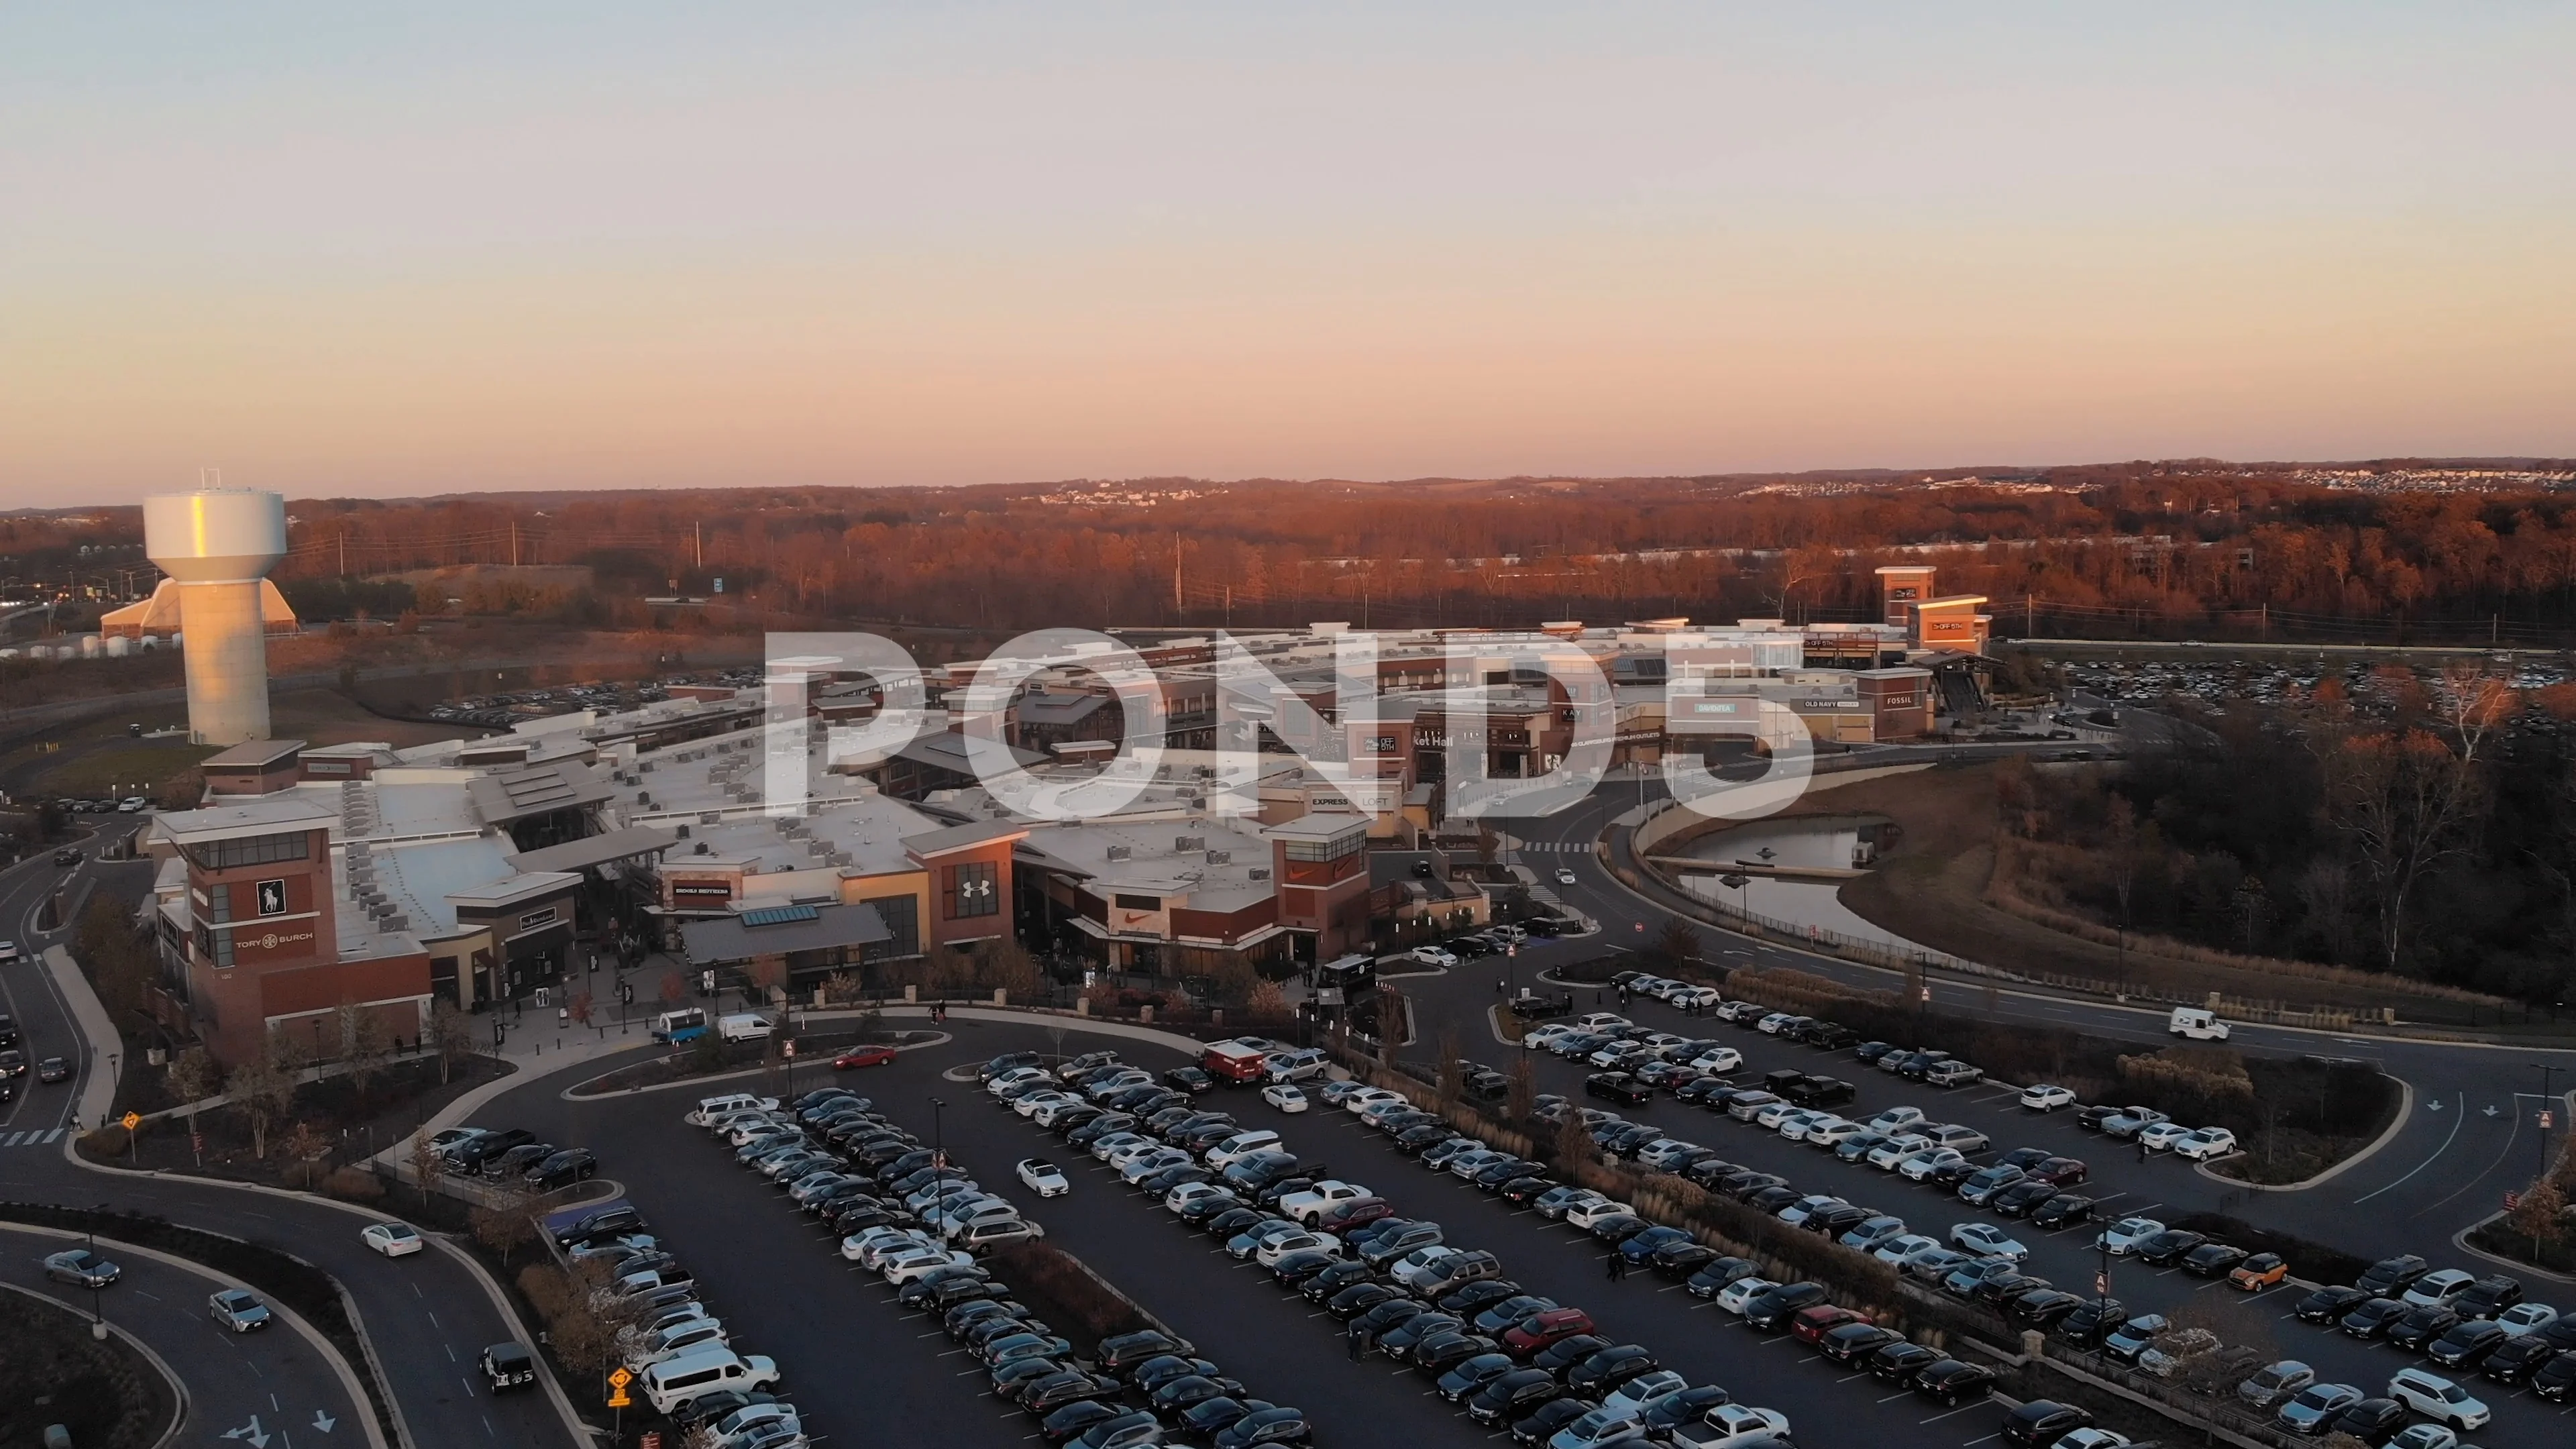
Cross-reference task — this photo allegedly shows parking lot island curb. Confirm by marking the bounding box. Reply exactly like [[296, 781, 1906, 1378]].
[[2190, 1075, 2416, 1194]]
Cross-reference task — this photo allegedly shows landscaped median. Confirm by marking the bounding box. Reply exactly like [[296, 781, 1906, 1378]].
[[0, 1275, 180, 1449]]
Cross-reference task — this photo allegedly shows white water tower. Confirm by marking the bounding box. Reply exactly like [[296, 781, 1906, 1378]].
[[144, 488, 288, 745]]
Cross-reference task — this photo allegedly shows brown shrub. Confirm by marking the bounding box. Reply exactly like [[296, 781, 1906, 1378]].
[[323, 1166, 387, 1201], [987, 1242, 1150, 1341]]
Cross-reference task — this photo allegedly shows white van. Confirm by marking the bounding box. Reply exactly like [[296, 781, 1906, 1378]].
[[717, 1013, 775, 1044], [955, 1218, 1044, 1253], [689, 1091, 778, 1128], [641, 1348, 781, 1415], [1206, 1130, 1283, 1167], [2168, 1008, 2231, 1042]]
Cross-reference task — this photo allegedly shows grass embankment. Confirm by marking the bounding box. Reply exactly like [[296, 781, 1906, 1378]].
[[1802, 762, 2503, 1022]]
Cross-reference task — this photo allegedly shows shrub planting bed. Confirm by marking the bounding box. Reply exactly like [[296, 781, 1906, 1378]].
[[0, 1285, 179, 1449]]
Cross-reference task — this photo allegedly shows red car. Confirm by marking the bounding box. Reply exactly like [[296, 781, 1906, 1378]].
[[833, 1045, 898, 1070], [1316, 1197, 1396, 1236], [1501, 1307, 1597, 1358], [1788, 1305, 1867, 1346], [2028, 1157, 2089, 1186]]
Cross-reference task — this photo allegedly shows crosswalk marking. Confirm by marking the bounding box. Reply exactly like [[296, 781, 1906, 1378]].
[[0, 1128, 66, 1149], [3, 1132, 23, 1148]]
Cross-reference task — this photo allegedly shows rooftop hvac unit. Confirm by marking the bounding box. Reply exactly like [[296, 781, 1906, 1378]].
[[638, 793, 653, 808], [1205, 851, 1230, 865], [676, 824, 690, 839], [699, 811, 720, 824], [639, 761, 655, 772], [826, 851, 851, 867], [694, 841, 712, 854], [1106, 845, 1132, 862], [384, 914, 409, 932], [1248, 867, 1271, 881], [1175, 835, 1205, 851]]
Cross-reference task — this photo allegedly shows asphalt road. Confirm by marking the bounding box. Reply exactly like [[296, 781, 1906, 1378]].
[[1, 1221, 366, 1449]]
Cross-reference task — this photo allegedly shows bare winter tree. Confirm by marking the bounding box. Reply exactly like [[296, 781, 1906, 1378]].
[[2325, 669, 2510, 971]]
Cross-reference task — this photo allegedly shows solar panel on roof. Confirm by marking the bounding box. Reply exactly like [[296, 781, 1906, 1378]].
[[739, 904, 820, 928]]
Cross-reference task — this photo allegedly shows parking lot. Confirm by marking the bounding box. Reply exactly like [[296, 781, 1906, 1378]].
[[462, 1006, 2576, 1448], [1499, 985, 2576, 1442]]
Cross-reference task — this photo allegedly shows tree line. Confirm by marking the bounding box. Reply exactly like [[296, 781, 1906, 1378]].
[[1996, 668, 2576, 1003]]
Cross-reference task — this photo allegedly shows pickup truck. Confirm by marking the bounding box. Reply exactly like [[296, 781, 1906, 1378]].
[[1782, 1076, 1857, 1108], [1279, 1179, 1373, 1225]]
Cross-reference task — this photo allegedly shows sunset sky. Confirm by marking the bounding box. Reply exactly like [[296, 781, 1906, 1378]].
[[4, 3, 2571, 505]]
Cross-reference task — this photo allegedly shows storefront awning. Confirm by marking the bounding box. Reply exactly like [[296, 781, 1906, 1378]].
[[680, 902, 892, 964]]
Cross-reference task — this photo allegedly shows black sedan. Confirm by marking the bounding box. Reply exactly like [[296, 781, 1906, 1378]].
[[1465, 1368, 1562, 1426], [2180, 1242, 2249, 1278], [1038, 1400, 1123, 1444], [1214, 1406, 1312, 1447], [2337, 1297, 2410, 1340], [2293, 1285, 2373, 1325], [1741, 1282, 1831, 1331], [1509, 1399, 1593, 1448], [2029, 1194, 2095, 1230]]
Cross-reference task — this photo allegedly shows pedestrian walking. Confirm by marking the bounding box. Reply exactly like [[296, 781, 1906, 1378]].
[[1607, 1251, 1625, 1283], [1348, 1326, 1371, 1361]]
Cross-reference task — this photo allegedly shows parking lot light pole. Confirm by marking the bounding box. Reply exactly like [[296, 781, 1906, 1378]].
[[90, 1201, 109, 1330], [931, 1097, 947, 1168]]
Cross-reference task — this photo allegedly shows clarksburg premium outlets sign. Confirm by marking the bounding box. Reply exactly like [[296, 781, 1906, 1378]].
[[758, 629, 1813, 826]]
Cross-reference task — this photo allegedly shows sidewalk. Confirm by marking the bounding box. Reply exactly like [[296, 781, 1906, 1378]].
[[43, 943, 121, 1132]]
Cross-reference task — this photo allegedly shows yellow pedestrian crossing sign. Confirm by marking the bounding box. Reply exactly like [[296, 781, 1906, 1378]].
[[608, 1368, 633, 1387], [121, 1112, 141, 1131]]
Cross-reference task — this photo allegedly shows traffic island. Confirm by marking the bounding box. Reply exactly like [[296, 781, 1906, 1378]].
[[0, 1283, 180, 1449]]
